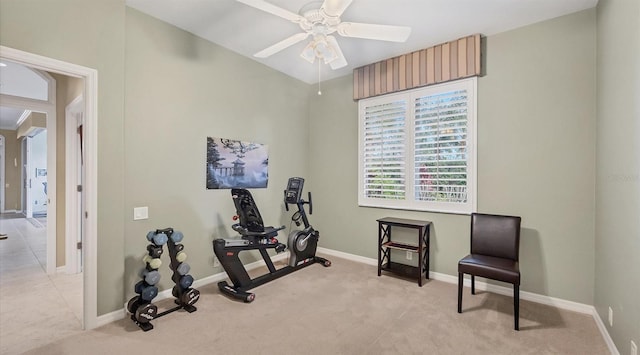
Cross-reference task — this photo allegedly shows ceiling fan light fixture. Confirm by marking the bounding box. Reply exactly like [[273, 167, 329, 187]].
[[300, 42, 317, 63], [300, 36, 338, 64]]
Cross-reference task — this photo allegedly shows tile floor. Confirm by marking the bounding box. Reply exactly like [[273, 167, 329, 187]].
[[0, 214, 83, 354]]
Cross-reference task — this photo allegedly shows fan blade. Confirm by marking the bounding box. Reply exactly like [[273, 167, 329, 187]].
[[321, 0, 353, 17], [255, 33, 310, 58], [236, 0, 304, 23], [337, 22, 411, 42], [326, 35, 348, 69]]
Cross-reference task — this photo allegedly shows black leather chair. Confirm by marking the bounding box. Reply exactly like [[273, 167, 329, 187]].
[[457, 213, 522, 330]]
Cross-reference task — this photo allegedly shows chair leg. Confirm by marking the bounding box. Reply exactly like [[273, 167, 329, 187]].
[[457, 272, 463, 313], [471, 275, 475, 295], [514, 284, 520, 331]]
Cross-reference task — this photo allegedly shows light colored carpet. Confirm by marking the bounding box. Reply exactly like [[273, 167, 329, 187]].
[[0, 217, 83, 355], [14, 255, 608, 355]]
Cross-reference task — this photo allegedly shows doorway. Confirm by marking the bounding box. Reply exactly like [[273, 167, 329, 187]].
[[1, 45, 98, 330]]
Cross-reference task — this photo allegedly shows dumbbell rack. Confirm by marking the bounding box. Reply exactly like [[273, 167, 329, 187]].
[[127, 227, 200, 332]]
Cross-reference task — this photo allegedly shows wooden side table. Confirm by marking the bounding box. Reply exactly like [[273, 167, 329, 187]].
[[377, 217, 431, 286]]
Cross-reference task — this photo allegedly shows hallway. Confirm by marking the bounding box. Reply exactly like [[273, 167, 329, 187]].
[[0, 214, 83, 354]]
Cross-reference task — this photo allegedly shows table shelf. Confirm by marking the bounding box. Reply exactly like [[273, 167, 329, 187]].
[[382, 241, 421, 252]]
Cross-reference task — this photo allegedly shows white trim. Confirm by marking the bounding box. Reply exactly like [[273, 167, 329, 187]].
[[317, 247, 378, 266], [44, 70, 57, 277], [96, 308, 126, 328], [65, 95, 83, 275], [317, 247, 619, 354], [15, 109, 32, 130], [0, 94, 51, 113], [432, 271, 595, 314], [1, 45, 99, 331], [2, 209, 19, 213], [593, 308, 621, 355]]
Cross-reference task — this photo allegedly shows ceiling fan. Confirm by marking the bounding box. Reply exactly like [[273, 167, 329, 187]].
[[236, 0, 412, 70]]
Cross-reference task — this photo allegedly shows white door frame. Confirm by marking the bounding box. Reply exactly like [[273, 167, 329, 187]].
[[65, 95, 84, 274], [0, 45, 98, 330]]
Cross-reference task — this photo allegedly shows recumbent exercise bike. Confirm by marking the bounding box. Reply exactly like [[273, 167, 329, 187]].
[[213, 177, 331, 302]]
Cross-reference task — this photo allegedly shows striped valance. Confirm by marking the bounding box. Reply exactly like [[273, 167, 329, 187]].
[[353, 34, 483, 100]]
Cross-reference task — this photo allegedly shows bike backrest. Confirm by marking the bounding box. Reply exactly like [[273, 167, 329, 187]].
[[231, 189, 265, 233]]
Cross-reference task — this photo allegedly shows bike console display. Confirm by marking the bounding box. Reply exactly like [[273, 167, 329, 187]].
[[284, 177, 304, 204]]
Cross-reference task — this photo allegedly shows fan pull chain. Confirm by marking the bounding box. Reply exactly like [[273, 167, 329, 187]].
[[317, 60, 322, 96]]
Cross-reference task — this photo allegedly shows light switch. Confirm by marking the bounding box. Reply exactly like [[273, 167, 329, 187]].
[[133, 206, 148, 220]]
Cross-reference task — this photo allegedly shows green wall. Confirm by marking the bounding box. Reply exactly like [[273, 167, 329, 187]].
[[308, 9, 597, 305], [0, 0, 126, 315], [3, 2, 637, 352], [123, 9, 311, 296], [595, 0, 640, 353]]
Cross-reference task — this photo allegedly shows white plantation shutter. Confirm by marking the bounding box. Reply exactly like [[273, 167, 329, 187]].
[[358, 78, 476, 214], [414, 89, 469, 203], [362, 98, 407, 200]]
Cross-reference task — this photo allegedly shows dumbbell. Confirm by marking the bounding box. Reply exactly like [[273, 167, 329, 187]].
[[176, 251, 187, 263], [134, 303, 157, 324], [142, 270, 160, 285], [146, 231, 168, 246], [141, 285, 158, 301], [180, 288, 200, 306], [179, 274, 194, 289], [170, 231, 184, 243], [174, 244, 184, 253], [143, 255, 162, 269], [127, 295, 142, 314], [146, 244, 163, 258], [134, 281, 158, 301], [176, 262, 190, 276]]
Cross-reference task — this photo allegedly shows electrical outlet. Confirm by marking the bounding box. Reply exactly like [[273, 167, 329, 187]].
[[631, 340, 637, 355], [608, 306, 613, 327], [213, 257, 220, 268], [406, 251, 412, 260]]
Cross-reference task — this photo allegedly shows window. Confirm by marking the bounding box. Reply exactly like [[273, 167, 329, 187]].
[[358, 77, 477, 214]]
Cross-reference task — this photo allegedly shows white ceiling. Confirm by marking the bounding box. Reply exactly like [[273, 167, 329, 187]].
[[0, 59, 49, 130], [126, 0, 598, 84]]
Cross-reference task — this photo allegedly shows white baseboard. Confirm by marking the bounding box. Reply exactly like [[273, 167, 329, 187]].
[[318, 247, 619, 355], [96, 308, 126, 328], [592, 307, 620, 355], [317, 247, 377, 266]]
